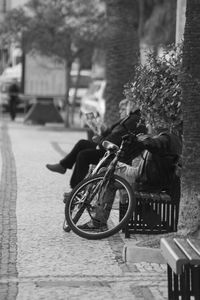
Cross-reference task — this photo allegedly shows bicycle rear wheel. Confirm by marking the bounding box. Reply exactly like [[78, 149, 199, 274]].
[[65, 174, 135, 239]]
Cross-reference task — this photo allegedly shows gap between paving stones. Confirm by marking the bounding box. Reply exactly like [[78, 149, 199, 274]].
[[0, 273, 167, 284], [0, 120, 18, 300]]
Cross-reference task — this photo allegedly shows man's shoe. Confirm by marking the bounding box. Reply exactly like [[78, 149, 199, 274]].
[[63, 192, 71, 204], [46, 163, 66, 174], [78, 220, 108, 231]]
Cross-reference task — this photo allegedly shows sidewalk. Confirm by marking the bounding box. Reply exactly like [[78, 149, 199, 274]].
[[0, 114, 168, 300]]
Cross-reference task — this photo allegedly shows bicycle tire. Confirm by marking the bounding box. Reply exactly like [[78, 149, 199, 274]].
[[63, 218, 71, 232], [65, 174, 135, 240]]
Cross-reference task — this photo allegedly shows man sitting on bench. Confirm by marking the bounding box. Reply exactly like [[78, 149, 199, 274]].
[[79, 119, 182, 230]]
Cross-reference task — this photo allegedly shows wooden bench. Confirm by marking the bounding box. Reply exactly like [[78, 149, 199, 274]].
[[161, 237, 200, 300], [120, 191, 179, 238]]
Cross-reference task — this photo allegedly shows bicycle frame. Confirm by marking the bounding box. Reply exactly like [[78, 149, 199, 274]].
[[101, 137, 128, 177], [85, 137, 131, 209], [63, 131, 138, 236], [86, 142, 119, 178], [73, 139, 128, 218]]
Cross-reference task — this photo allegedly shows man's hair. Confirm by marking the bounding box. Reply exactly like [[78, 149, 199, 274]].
[[119, 98, 129, 109]]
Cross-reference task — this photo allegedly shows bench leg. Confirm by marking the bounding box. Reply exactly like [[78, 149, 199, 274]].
[[181, 265, 190, 300], [167, 265, 173, 299], [191, 265, 200, 300], [167, 264, 190, 300], [124, 223, 130, 238]]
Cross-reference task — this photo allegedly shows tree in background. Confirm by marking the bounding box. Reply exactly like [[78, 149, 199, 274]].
[[126, 0, 200, 242], [0, 0, 179, 128], [0, 0, 106, 126], [104, 0, 140, 126], [140, 0, 177, 53], [178, 0, 200, 237], [103, 0, 178, 126]]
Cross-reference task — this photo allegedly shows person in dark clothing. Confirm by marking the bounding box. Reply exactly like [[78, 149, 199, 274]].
[[78, 126, 182, 230], [8, 80, 20, 120], [118, 130, 182, 193], [46, 99, 147, 190]]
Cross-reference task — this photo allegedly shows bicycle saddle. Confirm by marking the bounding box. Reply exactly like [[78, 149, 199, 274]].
[[102, 140, 119, 151]]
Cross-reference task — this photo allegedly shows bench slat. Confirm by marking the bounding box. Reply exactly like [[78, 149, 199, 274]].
[[161, 238, 188, 274], [160, 193, 171, 202], [149, 193, 160, 200], [187, 238, 200, 257], [174, 238, 200, 265], [134, 191, 171, 202]]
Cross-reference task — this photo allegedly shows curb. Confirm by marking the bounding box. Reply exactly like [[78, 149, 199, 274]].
[[122, 245, 166, 264]]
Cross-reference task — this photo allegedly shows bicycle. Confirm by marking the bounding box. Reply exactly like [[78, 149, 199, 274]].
[[64, 132, 138, 239], [62, 139, 123, 232]]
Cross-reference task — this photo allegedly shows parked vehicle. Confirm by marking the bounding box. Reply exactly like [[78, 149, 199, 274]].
[[24, 54, 92, 111]]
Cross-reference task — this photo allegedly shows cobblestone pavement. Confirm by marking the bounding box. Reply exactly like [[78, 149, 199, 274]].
[[0, 114, 168, 300]]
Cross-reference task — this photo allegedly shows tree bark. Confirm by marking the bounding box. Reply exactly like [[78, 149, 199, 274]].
[[178, 0, 200, 236], [104, 0, 140, 126]]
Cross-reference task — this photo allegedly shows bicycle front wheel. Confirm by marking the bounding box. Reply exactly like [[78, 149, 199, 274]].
[[63, 218, 71, 232], [65, 174, 135, 239]]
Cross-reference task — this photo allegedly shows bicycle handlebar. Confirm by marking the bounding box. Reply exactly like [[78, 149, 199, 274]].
[[120, 114, 141, 141]]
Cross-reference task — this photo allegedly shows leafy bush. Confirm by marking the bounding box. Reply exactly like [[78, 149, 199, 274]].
[[124, 45, 183, 133]]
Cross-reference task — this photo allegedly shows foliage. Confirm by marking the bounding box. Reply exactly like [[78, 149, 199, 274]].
[[124, 44, 183, 132], [0, 0, 106, 64], [0, 8, 29, 47], [0, 0, 106, 127]]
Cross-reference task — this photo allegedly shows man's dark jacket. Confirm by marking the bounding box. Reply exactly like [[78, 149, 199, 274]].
[[134, 132, 182, 202], [101, 109, 147, 149]]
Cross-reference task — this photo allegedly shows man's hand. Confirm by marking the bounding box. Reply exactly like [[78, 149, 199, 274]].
[[137, 134, 150, 142], [92, 135, 102, 144], [100, 124, 108, 133]]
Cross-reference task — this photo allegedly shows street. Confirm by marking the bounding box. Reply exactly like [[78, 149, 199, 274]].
[[0, 113, 168, 300]]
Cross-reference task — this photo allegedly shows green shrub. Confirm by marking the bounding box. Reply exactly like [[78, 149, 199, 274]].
[[124, 45, 183, 133]]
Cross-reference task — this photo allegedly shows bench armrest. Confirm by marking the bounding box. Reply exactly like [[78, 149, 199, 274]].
[[161, 238, 188, 274], [174, 238, 200, 264]]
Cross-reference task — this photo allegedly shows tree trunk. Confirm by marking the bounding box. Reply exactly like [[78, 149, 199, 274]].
[[178, 0, 200, 236], [64, 60, 72, 127], [104, 0, 140, 126]]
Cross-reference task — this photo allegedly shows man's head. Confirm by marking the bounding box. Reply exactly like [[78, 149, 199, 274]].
[[119, 99, 129, 119], [126, 100, 138, 115], [150, 119, 183, 138]]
